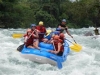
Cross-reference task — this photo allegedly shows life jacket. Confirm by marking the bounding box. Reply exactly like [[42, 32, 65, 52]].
[[59, 33, 65, 42], [25, 35, 34, 47], [36, 26, 46, 42], [23, 29, 33, 37], [32, 29, 39, 39], [24, 31, 35, 47], [36, 26, 46, 33], [54, 39, 64, 52]]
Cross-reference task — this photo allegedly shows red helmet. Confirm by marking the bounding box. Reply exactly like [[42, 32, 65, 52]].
[[59, 33, 64, 39], [27, 29, 32, 33], [53, 35, 59, 40]]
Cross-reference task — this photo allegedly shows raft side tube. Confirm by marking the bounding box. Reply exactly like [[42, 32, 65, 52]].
[[20, 53, 57, 66]]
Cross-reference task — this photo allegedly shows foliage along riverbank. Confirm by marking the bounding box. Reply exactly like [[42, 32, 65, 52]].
[[0, 0, 100, 28]]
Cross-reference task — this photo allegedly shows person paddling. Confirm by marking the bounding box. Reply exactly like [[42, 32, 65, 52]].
[[57, 19, 73, 38], [17, 24, 40, 51], [24, 27, 40, 50]]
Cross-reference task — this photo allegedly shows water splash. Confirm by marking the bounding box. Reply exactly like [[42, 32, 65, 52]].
[[0, 27, 100, 75]]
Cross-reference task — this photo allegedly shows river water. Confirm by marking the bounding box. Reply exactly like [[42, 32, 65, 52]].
[[0, 27, 100, 75]]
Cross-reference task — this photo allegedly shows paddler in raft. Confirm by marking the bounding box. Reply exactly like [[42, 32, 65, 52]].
[[24, 24, 40, 50], [57, 19, 73, 38], [48, 35, 65, 56]]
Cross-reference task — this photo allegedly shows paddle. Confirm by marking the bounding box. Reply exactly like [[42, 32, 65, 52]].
[[52, 42, 62, 69], [16, 30, 36, 51], [17, 44, 24, 52], [12, 29, 52, 38], [12, 33, 24, 38], [65, 38, 82, 52], [72, 38, 77, 43]]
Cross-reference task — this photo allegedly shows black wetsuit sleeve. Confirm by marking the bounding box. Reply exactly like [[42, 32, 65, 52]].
[[57, 23, 68, 31], [58, 23, 66, 28], [65, 27, 67, 30], [61, 25, 66, 28]]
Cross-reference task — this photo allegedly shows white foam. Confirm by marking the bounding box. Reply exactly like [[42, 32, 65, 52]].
[[0, 28, 100, 75]]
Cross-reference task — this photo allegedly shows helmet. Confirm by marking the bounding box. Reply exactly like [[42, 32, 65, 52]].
[[39, 21, 43, 25], [59, 33, 64, 39], [53, 35, 59, 40], [56, 28, 61, 31], [27, 29, 31, 33], [62, 19, 66, 22], [53, 31, 60, 35], [46, 30, 52, 36], [47, 30, 52, 33], [31, 24, 36, 27]]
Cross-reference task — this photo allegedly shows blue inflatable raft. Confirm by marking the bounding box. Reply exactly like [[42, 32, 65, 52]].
[[20, 40, 70, 69]]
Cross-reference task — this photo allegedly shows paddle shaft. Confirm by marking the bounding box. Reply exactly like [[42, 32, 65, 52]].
[[28, 29, 36, 39], [27, 29, 38, 40], [65, 39, 74, 44], [72, 38, 77, 43], [65, 38, 82, 51], [16, 30, 34, 50]]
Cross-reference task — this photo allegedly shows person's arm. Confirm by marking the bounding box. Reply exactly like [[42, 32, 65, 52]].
[[54, 43, 61, 54], [65, 27, 73, 38], [49, 43, 61, 54], [33, 29, 39, 38], [24, 36, 28, 43]]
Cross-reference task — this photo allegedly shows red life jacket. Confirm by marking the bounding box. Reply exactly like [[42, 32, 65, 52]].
[[36, 26, 46, 33], [59, 33, 65, 42], [36, 26, 46, 42], [54, 39, 64, 52], [25, 35, 34, 47], [24, 30, 35, 47], [23, 30, 33, 37], [23, 34, 27, 37]]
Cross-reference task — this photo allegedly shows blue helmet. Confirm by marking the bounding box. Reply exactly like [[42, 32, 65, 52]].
[[62, 19, 66, 22], [53, 31, 60, 35], [31, 24, 36, 27], [56, 28, 61, 31]]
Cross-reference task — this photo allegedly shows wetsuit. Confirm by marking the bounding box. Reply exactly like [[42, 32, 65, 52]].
[[57, 23, 67, 32]]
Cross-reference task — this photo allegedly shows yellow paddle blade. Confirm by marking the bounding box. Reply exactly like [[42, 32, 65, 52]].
[[70, 43, 82, 52], [12, 33, 24, 38], [46, 30, 52, 36]]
